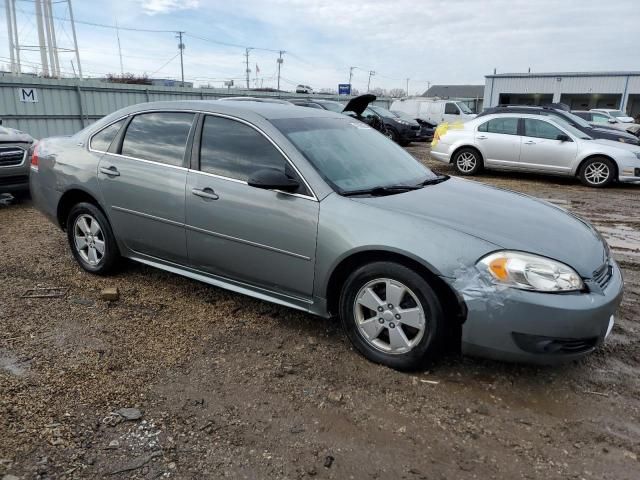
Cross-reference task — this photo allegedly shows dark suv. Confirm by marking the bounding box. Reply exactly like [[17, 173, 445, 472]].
[[368, 105, 421, 145], [478, 105, 639, 145], [0, 125, 35, 194]]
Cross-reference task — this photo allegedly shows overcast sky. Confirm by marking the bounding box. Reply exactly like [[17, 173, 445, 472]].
[[1, 0, 638, 94]]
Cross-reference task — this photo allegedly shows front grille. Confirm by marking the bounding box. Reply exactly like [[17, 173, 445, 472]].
[[512, 332, 598, 355], [0, 147, 25, 167], [592, 262, 613, 289], [0, 175, 28, 186]]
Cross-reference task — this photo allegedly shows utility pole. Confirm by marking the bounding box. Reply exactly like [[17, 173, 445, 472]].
[[367, 70, 375, 92], [276, 50, 284, 92], [348, 66, 357, 88], [406, 78, 409, 96], [116, 19, 124, 75], [67, 0, 82, 79], [244, 48, 252, 89], [176, 31, 185, 86]]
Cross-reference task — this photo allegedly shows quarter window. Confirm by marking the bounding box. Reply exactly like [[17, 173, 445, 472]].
[[478, 118, 519, 135], [90, 119, 125, 152], [199, 115, 307, 194], [523, 119, 564, 139], [121, 112, 195, 167]]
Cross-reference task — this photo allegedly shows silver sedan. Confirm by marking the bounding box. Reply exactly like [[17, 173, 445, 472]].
[[30, 101, 622, 369]]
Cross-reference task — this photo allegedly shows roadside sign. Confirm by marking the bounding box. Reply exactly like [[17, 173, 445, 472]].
[[338, 84, 351, 95], [18, 87, 38, 103]]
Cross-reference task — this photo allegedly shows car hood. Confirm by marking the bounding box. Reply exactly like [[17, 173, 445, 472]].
[[590, 138, 640, 153], [0, 126, 33, 143], [352, 177, 606, 276], [342, 94, 376, 116], [591, 126, 637, 139], [617, 116, 635, 123]]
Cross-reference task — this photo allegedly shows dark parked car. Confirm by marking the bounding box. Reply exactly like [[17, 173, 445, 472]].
[[341, 94, 386, 133], [368, 105, 422, 145], [0, 125, 35, 194], [289, 99, 345, 113], [479, 105, 640, 145], [391, 110, 435, 142]]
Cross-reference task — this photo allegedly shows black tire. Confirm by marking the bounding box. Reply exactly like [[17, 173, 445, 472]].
[[66, 202, 120, 275], [578, 157, 615, 188], [452, 147, 483, 176], [385, 127, 399, 143], [339, 261, 445, 371]]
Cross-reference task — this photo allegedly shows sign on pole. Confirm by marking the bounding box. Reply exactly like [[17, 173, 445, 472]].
[[18, 88, 38, 103], [338, 84, 351, 95]]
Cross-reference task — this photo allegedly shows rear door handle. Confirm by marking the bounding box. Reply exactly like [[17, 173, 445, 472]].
[[192, 187, 219, 200], [99, 165, 120, 177], [524, 140, 536, 145], [477, 135, 488, 140]]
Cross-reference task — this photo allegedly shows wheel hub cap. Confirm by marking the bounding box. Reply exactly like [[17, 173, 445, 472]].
[[73, 214, 105, 266]]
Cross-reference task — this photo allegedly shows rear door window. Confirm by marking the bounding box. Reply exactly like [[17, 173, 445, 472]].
[[478, 118, 519, 135], [91, 119, 125, 152], [121, 112, 195, 167]]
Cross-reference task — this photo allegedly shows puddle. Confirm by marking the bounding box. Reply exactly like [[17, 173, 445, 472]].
[[0, 349, 30, 376], [595, 223, 640, 257]]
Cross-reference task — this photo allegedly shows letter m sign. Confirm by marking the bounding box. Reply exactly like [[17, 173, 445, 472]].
[[18, 87, 38, 103]]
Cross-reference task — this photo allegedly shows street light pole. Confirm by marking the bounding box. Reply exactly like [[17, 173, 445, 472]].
[[367, 70, 375, 92], [176, 31, 185, 86], [277, 50, 284, 91]]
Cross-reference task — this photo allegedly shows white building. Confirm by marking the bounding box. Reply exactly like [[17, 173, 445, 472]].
[[483, 71, 640, 117]]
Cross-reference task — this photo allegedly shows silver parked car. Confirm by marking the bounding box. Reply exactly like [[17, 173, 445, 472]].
[[0, 126, 34, 194], [30, 101, 623, 369], [431, 113, 640, 187]]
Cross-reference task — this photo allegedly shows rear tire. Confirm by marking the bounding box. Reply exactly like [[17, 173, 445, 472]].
[[578, 157, 615, 188], [66, 202, 119, 275], [338, 261, 445, 371], [453, 147, 482, 175], [385, 127, 399, 143]]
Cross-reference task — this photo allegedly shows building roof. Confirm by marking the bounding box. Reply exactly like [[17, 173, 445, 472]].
[[422, 84, 484, 98], [486, 71, 640, 78]]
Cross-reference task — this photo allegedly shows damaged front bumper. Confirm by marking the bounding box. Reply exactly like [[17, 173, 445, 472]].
[[447, 261, 624, 364]]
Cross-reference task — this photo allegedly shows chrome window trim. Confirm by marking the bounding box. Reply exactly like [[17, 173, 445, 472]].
[[0, 147, 26, 168], [87, 108, 318, 201]]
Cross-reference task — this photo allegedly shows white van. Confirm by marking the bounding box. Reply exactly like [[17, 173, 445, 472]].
[[390, 98, 476, 125]]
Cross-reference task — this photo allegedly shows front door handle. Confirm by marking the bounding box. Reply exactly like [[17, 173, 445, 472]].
[[192, 187, 219, 200], [524, 140, 536, 145], [99, 165, 120, 177], [477, 135, 488, 140]]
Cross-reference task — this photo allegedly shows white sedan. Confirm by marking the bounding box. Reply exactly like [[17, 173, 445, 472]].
[[430, 113, 640, 187]]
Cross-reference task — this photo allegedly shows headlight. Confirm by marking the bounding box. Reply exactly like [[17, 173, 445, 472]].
[[478, 251, 584, 292], [618, 138, 628, 143]]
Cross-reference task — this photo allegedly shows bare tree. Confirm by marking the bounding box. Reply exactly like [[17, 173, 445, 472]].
[[106, 73, 152, 85], [388, 88, 406, 98], [370, 87, 387, 96]]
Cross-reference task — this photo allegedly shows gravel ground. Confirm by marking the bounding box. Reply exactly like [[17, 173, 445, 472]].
[[1, 142, 639, 479]]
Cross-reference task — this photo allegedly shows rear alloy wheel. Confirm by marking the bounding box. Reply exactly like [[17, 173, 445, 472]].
[[453, 148, 482, 175], [339, 261, 445, 371], [66, 202, 119, 274], [579, 157, 615, 187]]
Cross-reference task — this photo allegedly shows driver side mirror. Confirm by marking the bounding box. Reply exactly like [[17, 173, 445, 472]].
[[556, 134, 571, 142], [247, 168, 300, 193]]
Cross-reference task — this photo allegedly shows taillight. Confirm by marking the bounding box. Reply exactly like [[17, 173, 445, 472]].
[[30, 142, 40, 170]]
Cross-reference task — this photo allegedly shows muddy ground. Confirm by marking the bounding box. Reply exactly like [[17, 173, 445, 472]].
[[1, 142, 639, 479]]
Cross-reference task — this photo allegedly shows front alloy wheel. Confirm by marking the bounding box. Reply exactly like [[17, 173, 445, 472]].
[[579, 157, 615, 187], [339, 261, 445, 370]]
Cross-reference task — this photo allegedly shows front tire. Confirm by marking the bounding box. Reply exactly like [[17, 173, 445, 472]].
[[453, 147, 482, 175], [339, 262, 445, 371], [66, 202, 119, 274], [578, 157, 615, 187], [385, 127, 398, 143]]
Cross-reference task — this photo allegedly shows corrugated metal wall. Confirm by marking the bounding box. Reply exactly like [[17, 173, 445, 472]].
[[0, 75, 392, 139], [483, 73, 640, 110]]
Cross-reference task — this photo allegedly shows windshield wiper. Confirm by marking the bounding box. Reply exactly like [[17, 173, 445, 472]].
[[418, 174, 450, 186], [342, 184, 423, 197]]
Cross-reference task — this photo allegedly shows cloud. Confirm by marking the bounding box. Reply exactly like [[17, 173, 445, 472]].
[[139, 0, 200, 15]]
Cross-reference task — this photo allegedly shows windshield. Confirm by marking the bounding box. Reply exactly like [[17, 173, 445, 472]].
[[561, 111, 592, 128], [369, 105, 395, 118], [320, 101, 345, 113], [391, 110, 415, 122], [272, 117, 436, 193], [456, 102, 473, 114], [550, 117, 593, 140]]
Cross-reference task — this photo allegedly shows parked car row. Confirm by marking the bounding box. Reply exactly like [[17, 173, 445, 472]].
[[0, 126, 35, 195], [572, 109, 640, 137], [29, 99, 624, 369]]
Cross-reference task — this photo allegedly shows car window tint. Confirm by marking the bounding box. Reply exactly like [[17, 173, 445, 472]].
[[121, 112, 194, 167], [199, 115, 307, 194], [90, 119, 125, 152], [592, 113, 609, 123], [444, 103, 459, 115], [523, 119, 564, 139], [478, 118, 518, 135]]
